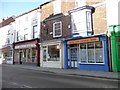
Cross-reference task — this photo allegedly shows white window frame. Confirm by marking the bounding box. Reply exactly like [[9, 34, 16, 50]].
[[86, 11, 92, 32], [78, 41, 104, 64], [53, 21, 62, 38], [33, 25, 38, 39], [24, 28, 28, 40], [16, 31, 20, 41], [42, 44, 61, 62]]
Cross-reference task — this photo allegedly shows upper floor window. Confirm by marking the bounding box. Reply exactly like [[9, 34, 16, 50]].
[[7, 30, 10, 35], [33, 25, 38, 39], [53, 21, 62, 37], [72, 10, 86, 33], [17, 31, 20, 41], [86, 11, 92, 32], [24, 28, 28, 40], [53, 0, 61, 15], [7, 38, 10, 44]]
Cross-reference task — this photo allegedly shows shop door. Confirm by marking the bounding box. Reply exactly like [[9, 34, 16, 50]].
[[19, 52, 22, 64], [69, 47, 78, 68]]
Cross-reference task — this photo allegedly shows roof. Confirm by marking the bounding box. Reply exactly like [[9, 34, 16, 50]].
[[0, 16, 15, 28]]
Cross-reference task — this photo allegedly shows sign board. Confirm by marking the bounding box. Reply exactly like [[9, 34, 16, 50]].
[[67, 37, 99, 44], [15, 44, 36, 49]]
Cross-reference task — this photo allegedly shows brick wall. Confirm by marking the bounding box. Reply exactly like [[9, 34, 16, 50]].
[[86, 0, 107, 34], [40, 14, 71, 42], [40, 0, 76, 42], [41, 2, 53, 21]]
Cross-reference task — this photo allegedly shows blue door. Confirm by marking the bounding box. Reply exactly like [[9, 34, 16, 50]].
[[69, 47, 78, 68]]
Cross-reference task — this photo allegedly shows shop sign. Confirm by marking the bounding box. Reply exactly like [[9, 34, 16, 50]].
[[67, 37, 99, 44], [15, 44, 36, 49]]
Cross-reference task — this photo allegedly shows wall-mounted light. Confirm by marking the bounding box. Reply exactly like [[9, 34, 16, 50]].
[[56, 45, 60, 49]]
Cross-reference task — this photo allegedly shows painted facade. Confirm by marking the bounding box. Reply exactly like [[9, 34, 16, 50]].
[[13, 7, 41, 66], [0, 17, 15, 64], [63, 0, 110, 71], [64, 34, 109, 71], [106, 0, 120, 72]]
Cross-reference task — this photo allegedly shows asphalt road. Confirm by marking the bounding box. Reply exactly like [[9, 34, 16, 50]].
[[2, 64, 119, 88]]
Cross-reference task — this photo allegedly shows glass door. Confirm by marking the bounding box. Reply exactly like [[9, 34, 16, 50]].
[[69, 47, 78, 68]]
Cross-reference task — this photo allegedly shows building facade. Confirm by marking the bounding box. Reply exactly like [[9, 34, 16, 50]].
[[0, 16, 15, 64], [13, 7, 41, 66], [106, 0, 120, 72], [40, 0, 79, 68], [63, 0, 110, 72]]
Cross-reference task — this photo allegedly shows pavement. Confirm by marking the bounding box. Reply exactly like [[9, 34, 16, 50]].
[[2, 64, 120, 80]]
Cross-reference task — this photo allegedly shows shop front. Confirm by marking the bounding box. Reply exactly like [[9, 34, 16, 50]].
[[13, 39, 40, 66], [109, 25, 120, 72], [1, 45, 13, 64], [64, 34, 109, 72], [40, 40, 64, 68]]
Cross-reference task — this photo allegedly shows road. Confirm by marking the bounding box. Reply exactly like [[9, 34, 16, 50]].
[[2, 64, 119, 88]]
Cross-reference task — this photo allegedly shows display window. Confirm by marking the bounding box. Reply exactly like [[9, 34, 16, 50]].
[[42, 45, 60, 62], [78, 41, 104, 64]]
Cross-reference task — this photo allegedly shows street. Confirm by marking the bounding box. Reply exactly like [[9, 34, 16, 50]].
[[2, 64, 119, 88]]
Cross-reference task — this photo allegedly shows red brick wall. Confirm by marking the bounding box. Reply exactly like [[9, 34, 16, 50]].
[[40, 14, 71, 42]]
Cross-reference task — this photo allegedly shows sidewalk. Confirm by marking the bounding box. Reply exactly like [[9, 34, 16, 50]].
[[3, 64, 120, 80]]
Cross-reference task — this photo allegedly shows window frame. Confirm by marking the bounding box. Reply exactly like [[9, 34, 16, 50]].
[[86, 11, 92, 32], [24, 28, 28, 40], [78, 41, 104, 64], [42, 45, 60, 62], [16, 31, 20, 41], [53, 21, 62, 38], [33, 25, 38, 39]]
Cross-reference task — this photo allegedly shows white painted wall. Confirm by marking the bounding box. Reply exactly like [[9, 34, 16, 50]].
[[15, 8, 40, 42], [106, 0, 120, 26], [0, 21, 15, 63]]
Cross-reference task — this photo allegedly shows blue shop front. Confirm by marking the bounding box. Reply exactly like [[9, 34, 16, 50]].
[[64, 34, 109, 72]]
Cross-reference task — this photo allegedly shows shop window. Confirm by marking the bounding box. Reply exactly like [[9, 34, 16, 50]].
[[79, 43, 87, 63], [53, 21, 62, 37], [118, 45, 120, 59], [32, 48, 36, 62], [95, 42, 103, 63], [48, 45, 60, 61], [78, 41, 104, 64], [87, 43, 95, 63], [27, 49, 30, 59]]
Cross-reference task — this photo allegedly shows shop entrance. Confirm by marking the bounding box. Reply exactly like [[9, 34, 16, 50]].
[[19, 52, 22, 64], [69, 47, 78, 68]]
